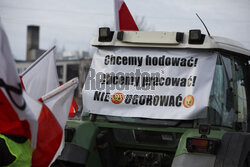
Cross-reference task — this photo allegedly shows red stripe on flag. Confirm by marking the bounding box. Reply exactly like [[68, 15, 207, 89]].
[[19, 75, 26, 90], [119, 2, 139, 31], [32, 104, 63, 167], [72, 98, 78, 111], [0, 89, 31, 138], [68, 99, 77, 118], [68, 105, 75, 118]]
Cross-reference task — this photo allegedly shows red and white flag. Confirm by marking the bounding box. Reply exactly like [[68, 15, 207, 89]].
[[19, 46, 79, 165], [0, 24, 37, 145], [31, 78, 78, 167], [0, 24, 78, 166], [20, 46, 59, 100], [114, 0, 139, 31]]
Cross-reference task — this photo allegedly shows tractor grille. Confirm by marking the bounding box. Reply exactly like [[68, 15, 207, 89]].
[[113, 129, 181, 148]]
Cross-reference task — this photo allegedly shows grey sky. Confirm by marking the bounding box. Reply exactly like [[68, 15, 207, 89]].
[[0, 0, 250, 60]]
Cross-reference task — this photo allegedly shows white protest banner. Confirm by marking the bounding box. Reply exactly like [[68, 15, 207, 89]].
[[82, 47, 217, 120]]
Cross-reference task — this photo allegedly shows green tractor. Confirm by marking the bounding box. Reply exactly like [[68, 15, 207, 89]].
[[54, 28, 250, 167]]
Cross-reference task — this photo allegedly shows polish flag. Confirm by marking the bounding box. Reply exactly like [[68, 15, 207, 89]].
[[19, 46, 79, 164], [0, 24, 37, 146], [31, 78, 78, 167], [114, 0, 139, 31], [0, 23, 78, 167], [20, 46, 59, 100]]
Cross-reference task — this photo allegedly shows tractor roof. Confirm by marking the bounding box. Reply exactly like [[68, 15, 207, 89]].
[[91, 28, 250, 59]]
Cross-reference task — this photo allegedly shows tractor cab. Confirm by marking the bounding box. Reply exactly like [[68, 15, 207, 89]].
[[54, 28, 250, 167]]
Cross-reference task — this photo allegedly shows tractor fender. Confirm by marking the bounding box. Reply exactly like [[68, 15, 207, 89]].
[[171, 153, 216, 167], [172, 131, 250, 167], [215, 132, 250, 167], [56, 143, 89, 166]]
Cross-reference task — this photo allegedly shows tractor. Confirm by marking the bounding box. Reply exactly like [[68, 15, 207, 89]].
[[53, 27, 250, 167]]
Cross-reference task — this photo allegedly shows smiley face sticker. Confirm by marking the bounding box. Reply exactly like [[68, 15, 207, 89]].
[[111, 93, 124, 104], [183, 95, 194, 108]]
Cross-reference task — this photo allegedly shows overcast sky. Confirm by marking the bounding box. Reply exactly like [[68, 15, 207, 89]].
[[0, 0, 250, 60]]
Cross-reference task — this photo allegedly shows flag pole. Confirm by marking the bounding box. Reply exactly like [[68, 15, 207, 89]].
[[40, 78, 78, 102], [114, 0, 119, 30], [20, 45, 56, 77]]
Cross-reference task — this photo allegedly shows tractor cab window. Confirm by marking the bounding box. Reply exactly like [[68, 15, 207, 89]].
[[235, 59, 248, 131], [208, 55, 234, 127], [208, 54, 248, 129]]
